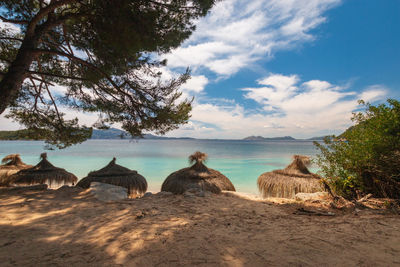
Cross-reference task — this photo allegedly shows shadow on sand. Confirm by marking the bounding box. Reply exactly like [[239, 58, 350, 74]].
[[0, 187, 399, 266]]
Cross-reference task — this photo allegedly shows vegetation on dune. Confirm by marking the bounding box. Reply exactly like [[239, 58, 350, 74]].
[[314, 99, 400, 199], [0, 0, 216, 149]]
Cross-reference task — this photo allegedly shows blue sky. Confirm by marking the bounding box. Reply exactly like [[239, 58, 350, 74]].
[[1, 0, 399, 139], [160, 0, 400, 139]]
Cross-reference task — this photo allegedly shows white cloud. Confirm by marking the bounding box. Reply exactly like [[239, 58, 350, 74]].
[[258, 74, 299, 88], [0, 112, 20, 130], [167, 74, 388, 139], [181, 75, 208, 93], [243, 73, 357, 115], [0, 21, 21, 33], [50, 84, 68, 95], [166, 42, 238, 69], [302, 80, 335, 91], [359, 85, 387, 102], [244, 74, 300, 108], [0, 107, 99, 131], [164, 0, 341, 76], [1, 74, 390, 139], [58, 107, 99, 126]]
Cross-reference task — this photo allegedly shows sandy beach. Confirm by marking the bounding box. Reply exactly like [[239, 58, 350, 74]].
[[0, 187, 399, 266]]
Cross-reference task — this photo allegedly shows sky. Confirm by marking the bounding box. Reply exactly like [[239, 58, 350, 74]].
[[1, 0, 399, 139]]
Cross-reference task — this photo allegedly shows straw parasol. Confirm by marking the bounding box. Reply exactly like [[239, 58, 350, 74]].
[[161, 151, 236, 194], [0, 154, 32, 186], [257, 155, 324, 199], [9, 153, 77, 188], [76, 158, 147, 197]]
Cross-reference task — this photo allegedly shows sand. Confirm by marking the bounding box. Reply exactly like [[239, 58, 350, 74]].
[[0, 187, 399, 266]]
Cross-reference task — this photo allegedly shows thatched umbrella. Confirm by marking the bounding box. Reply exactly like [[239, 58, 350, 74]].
[[0, 154, 32, 186], [76, 158, 147, 197], [9, 153, 77, 188], [161, 151, 236, 194], [257, 155, 323, 199]]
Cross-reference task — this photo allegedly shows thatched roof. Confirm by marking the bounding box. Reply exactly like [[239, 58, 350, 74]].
[[161, 151, 236, 194], [2, 154, 27, 167], [76, 158, 147, 197], [9, 153, 77, 187], [0, 154, 32, 186], [257, 155, 323, 199]]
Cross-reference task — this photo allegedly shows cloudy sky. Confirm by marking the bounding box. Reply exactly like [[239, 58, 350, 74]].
[[1, 0, 399, 139]]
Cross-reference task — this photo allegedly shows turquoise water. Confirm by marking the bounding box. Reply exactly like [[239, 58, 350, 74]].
[[0, 139, 319, 194]]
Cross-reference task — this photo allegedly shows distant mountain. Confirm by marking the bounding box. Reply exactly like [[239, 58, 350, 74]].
[[91, 128, 129, 139], [0, 128, 195, 140], [91, 128, 194, 140], [142, 134, 194, 140], [0, 128, 329, 141], [243, 136, 296, 141]]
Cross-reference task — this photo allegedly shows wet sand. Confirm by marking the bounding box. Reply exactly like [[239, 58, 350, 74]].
[[0, 187, 399, 266]]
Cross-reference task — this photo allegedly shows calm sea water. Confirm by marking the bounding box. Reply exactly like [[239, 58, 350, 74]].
[[0, 139, 320, 194]]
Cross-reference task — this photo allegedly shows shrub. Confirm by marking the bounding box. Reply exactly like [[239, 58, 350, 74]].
[[314, 99, 400, 199]]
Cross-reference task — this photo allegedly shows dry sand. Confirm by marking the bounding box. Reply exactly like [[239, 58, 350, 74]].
[[0, 187, 399, 266]]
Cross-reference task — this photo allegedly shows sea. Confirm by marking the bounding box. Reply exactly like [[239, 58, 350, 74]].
[[0, 139, 321, 195]]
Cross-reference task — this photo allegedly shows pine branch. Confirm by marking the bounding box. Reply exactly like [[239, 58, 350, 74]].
[[0, 15, 29, 25], [27, 0, 78, 35], [32, 48, 122, 89], [27, 70, 88, 81], [0, 37, 24, 42]]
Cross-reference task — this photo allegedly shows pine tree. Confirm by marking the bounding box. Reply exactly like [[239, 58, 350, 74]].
[[0, 0, 215, 148]]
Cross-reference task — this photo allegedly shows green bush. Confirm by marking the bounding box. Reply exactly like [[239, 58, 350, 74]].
[[314, 99, 400, 199]]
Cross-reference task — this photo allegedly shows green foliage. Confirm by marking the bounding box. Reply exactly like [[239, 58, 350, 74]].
[[0, 0, 216, 149], [0, 129, 42, 140], [0, 127, 91, 149], [314, 99, 400, 199]]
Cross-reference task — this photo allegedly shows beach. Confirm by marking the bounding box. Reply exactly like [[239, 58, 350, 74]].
[[1, 0, 399, 265], [0, 186, 399, 266]]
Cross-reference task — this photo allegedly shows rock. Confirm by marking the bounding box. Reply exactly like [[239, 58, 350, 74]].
[[89, 182, 128, 202], [295, 192, 328, 202], [142, 192, 153, 198]]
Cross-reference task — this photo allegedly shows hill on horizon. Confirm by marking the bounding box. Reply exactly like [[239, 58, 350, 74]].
[[0, 128, 328, 141]]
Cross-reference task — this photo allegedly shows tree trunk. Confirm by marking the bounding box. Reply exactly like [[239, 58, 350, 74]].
[[0, 35, 38, 114]]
